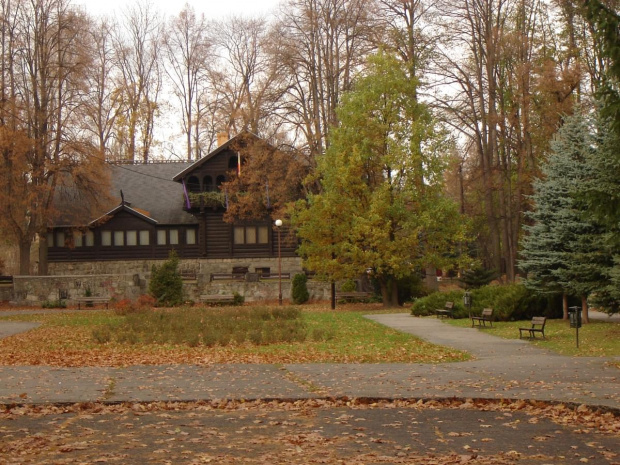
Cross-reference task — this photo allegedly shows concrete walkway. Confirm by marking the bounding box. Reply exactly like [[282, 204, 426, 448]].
[[0, 312, 618, 409]]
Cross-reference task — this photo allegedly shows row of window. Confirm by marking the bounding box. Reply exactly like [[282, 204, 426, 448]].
[[233, 226, 269, 245], [49, 229, 197, 248]]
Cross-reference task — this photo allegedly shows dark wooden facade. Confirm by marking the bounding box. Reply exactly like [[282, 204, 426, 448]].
[[48, 133, 297, 263]]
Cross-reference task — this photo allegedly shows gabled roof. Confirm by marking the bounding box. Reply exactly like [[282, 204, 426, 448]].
[[89, 202, 158, 226], [109, 163, 196, 225], [172, 131, 261, 182]]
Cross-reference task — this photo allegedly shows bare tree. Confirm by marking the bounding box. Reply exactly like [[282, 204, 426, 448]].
[[112, 1, 163, 162], [208, 15, 290, 142], [162, 4, 213, 161], [83, 18, 122, 158], [273, 0, 378, 164], [0, 0, 109, 274]]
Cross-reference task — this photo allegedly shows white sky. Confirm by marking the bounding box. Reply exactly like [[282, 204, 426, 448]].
[[75, 0, 281, 20]]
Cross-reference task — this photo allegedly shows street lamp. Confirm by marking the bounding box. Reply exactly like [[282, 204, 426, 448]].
[[275, 219, 283, 305]]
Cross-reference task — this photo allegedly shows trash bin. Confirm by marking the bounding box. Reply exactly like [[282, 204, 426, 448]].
[[568, 306, 582, 329]]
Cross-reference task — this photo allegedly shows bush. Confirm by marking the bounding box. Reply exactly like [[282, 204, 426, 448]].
[[137, 294, 157, 309], [397, 273, 428, 305], [233, 292, 245, 306], [340, 279, 357, 292], [411, 284, 563, 321], [148, 250, 184, 306], [41, 299, 67, 309], [291, 273, 310, 304], [411, 290, 467, 318]]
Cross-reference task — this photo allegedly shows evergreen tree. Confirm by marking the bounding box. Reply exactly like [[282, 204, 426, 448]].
[[582, 114, 620, 314], [148, 251, 184, 306], [520, 112, 615, 321]]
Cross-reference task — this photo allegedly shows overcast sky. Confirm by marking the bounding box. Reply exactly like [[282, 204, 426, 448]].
[[74, 0, 281, 20]]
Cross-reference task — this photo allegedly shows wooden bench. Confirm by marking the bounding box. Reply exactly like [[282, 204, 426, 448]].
[[336, 291, 371, 301], [210, 273, 246, 282], [259, 273, 291, 281], [200, 294, 235, 305], [519, 317, 547, 339], [75, 296, 111, 310], [435, 301, 454, 318], [471, 308, 494, 327]]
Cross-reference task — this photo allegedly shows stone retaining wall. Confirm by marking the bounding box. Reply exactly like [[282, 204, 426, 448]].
[[6, 255, 332, 305]]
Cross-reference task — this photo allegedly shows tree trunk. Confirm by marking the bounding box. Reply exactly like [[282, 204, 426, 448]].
[[18, 237, 31, 276], [330, 281, 336, 310], [38, 232, 49, 276], [562, 292, 568, 320], [380, 277, 400, 308]]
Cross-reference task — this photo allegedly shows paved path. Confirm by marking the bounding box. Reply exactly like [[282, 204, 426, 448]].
[[0, 312, 618, 409]]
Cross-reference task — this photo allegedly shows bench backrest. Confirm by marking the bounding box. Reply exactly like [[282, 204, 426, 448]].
[[481, 308, 493, 317], [531, 316, 546, 327], [445, 302, 454, 309]]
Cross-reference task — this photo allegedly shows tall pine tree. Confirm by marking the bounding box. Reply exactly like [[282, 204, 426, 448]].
[[520, 112, 611, 322]]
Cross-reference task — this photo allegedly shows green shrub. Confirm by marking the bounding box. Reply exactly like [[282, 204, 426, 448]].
[[148, 250, 184, 306], [291, 273, 310, 304], [411, 284, 562, 321], [41, 299, 67, 309], [340, 279, 357, 292], [397, 273, 428, 304], [233, 292, 245, 306], [411, 290, 467, 317]]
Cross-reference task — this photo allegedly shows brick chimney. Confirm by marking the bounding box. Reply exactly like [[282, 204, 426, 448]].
[[217, 132, 229, 147]]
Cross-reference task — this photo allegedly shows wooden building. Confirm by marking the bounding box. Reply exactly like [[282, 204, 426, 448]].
[[47, 133, 297, 268]]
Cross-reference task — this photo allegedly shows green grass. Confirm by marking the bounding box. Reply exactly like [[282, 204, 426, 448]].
[[445, 317, 620, 357], [0, 305, 469, 365]]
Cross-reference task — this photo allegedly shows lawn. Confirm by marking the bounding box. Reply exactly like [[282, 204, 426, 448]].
[[445, 316, 620, 357], [0, 304, 469, 366]]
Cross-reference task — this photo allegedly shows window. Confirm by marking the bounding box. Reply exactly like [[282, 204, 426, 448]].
[[246, 227, 257, 244], [169, 229, 179, 245], [234, 227, 245, 244], [187, 176, 200, 193], [73, 231, 83, 247], [157, 230, 166, 245], [258, 226, 269, 244], [139, 230, 150, 246], [114, 231, 124, 246], [186, 229, 196, 245], [255, 267, 270, 277], [85, 231, 94, 247], [127, 230, 137, 246], [101, 231, 112, 246], [47, 233, 54, 247], [234, 226, 269, 245], [228, 155, 239, 171], [56, 231, 65, 247], [216, 175, 226, 188]]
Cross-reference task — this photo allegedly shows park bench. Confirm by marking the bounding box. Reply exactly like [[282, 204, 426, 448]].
[[75, 296, 111, 310], [471, 308, 494, 327], [435, 301, 454, 319], [519, 317, 547, 339], [335, 291, 371, 302], [200, 294, 235, 305], [209, 273, 246, 282], [259, 273, 291, 281]]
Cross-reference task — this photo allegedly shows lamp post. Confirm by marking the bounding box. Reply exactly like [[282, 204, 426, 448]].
[[275, 219, 283, 305]]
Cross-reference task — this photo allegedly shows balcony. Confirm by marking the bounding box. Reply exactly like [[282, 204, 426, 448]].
[[183, 191, 226, 211]]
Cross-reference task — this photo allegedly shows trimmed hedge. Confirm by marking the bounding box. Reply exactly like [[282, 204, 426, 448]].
[[411, 283, 562, 321]]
